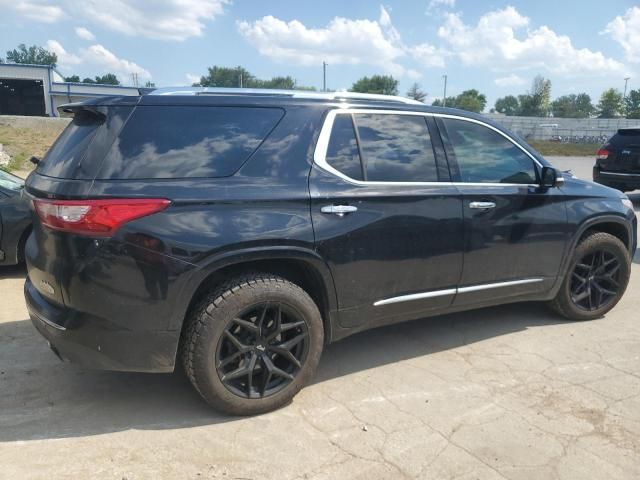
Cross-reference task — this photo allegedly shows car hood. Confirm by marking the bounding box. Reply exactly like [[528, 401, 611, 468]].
[[560, 171, 627, 200]]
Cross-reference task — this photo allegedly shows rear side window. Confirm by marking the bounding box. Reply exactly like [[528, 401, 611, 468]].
[[442, 118, 537, 184], [354, 113, 438, 182], [37, 110, 104, 178], [325, 114, 364, 181], [97, 106, 283, 179]]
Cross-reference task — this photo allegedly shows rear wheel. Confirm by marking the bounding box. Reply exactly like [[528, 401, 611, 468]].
[[181, 273, 324, 415], [549, 232, 630, 320]]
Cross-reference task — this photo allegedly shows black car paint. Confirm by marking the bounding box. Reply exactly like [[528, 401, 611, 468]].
[[0, 173, 31, 266], [24, 95, 637, 373], [593, 128, 640, 190]]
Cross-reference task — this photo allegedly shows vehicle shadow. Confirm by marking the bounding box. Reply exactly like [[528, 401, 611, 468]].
[[0, 263, 27, 280], [0, 302, 570, 442]]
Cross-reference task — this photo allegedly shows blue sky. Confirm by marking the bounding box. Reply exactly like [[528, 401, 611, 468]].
[[1, 0, 639, 109]]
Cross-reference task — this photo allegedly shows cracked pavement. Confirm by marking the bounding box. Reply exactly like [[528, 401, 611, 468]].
[[1, 157, 639, 479]]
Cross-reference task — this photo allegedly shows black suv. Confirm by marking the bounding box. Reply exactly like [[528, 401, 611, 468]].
[[594, 127, 640, 192], [24, 89, 637, 415]]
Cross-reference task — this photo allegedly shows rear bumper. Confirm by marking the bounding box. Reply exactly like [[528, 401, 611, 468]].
[[593, 167, 640, 188], [25, 277, 179, 373]]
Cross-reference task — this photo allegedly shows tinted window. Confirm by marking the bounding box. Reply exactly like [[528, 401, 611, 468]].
[[443, 118, 537, 184], [325, 114, 363, 180], [37, 109, 104, 178], [98, 106, 283, 179], [354, 113, 438, 182]]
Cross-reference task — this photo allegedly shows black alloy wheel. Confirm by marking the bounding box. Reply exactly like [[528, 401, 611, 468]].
[[570, 250, 621, 311], [216, 302, 310, 399]]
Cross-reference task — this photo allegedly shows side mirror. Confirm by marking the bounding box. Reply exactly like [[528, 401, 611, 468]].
[[540, 166, 564, 188]]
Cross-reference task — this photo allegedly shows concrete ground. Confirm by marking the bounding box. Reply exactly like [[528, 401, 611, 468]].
[[1, 157, 639, 479]]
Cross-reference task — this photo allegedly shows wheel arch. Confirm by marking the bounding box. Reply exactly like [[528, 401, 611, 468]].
[[176, 247, 338, 344]]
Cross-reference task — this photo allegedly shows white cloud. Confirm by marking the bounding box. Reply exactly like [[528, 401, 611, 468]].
[[238, 6, 442, 77], [73, 0, 228, 41], [438, 6, 625, 75], [410, 43, 446, 68], [75, 26, 95, 41], [3, 1, 65, 23], [494, 74, 526, 87], [185, 73, 201, 85], [427, 0, 455, 15], [603, 7, 640, 63], [46, 40, 82, 69], [82, 44, 151, 80], [45, 39, 152, 82]]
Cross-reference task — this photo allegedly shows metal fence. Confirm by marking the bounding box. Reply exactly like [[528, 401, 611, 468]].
[[484, 114, 640, 143]]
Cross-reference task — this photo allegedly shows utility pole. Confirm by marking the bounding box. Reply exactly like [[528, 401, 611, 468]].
[[442, 74, 447, 107], [323, 61, 328, 92], [623, 76, 631, 100], [239, 71, 243, 88]]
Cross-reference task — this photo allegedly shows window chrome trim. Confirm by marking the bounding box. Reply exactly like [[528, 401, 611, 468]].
[[599, 171, 640, 178], [373, 278, 544, 307], [313, 108, 544, 187]]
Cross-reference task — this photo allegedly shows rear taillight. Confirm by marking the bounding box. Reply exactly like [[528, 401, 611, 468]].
[[33, 198, 170, 237], [596, 148, 610, 160]]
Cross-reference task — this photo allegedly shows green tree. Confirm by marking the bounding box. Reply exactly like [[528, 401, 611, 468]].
[[406, 83, 427, 103], [575, 93, 595, 118], [6, 44, 57, 67], [494, 95, 520, 116], [597, 88, 624, 118], [431, 96, 456, 107], [64, 75, 81, 83], [625, 89, 640, 119], [94, 73, 120, 85], [350, 75, 398, 95], [453, 89, 487, 112], [551, 94, 595, 118], [144, 81, 156, 88], [257, 76, 296, 89], [82, 77, 96, 84], [199, 66, 254, 88]]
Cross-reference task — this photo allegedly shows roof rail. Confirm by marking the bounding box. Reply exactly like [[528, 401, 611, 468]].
[[148, 87, 423, 105]]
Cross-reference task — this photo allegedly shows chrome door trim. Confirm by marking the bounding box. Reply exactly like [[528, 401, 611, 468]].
[[373, 278, 544, 306], [373, 288, 457, 306], [457, 278, 544, 294]]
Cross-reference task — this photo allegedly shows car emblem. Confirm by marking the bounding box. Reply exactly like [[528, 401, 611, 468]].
[[40, 280, 55, 296], [256, 344, 266, 352], [622, 149, 631, 155]]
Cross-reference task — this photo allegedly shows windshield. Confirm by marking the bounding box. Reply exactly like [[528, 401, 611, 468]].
[[0, 169, 24, 191]]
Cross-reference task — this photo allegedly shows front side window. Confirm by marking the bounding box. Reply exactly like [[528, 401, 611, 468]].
[[354, 113, 438, 182], [442, 118, 537, 184]]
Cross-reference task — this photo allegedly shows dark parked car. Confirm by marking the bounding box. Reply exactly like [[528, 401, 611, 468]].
[[594, 127, 640, 192], [24, 89, 637, 415], [0, 169, 30, 266]]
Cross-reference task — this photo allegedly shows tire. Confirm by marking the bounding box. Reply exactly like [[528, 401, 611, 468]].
[[181, 273, 324, 415], [549, 232, 631, 320]]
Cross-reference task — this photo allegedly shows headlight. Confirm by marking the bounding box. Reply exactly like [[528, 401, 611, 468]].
[[622, 198, 634, 210]]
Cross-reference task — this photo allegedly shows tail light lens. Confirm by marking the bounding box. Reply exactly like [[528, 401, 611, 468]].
[[596, 149, 610, 160], [33, 198, 170, 237]]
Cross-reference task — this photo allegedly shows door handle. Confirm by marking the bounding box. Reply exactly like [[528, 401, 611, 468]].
[[469, 201, 496, 210], [320, 205, 358, 216]]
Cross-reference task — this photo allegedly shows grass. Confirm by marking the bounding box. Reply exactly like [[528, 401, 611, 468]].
[[527, 140, 599, 157], [0, 123, 66, 173]]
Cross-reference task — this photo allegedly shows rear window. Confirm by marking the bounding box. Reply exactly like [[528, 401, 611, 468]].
[[37, 110, 104, 178], [96, 106, 284, 179]]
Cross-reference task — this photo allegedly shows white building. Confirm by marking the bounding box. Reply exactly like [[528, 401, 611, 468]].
[[0, 63, 140, 117]]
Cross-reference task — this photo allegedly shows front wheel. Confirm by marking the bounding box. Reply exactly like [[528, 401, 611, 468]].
[[181, 273, 324, 415], [549, 232, 631, 320]]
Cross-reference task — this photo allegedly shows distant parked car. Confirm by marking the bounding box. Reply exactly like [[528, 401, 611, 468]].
[[24, 89, 637, 415], [594, 127, 640, 192], [0, 169, 31, 266]]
